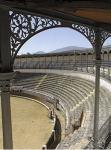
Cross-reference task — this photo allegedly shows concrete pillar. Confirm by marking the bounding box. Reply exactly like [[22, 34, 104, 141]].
[[93, 28, 102, 149], [0, 73, 15, 149], [0, 8, 13, 149]]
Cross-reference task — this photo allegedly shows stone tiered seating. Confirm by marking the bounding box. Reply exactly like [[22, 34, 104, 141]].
[[57, 88, 111, 149], [15, 74, 45, 87], [12, 73, 111, 149], [13, 74, 95, 132]]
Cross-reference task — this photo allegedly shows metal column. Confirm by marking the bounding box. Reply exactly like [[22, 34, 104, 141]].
[[108, 51, 110, 79], [80, 53, 82, 71], [0, 73, 14, 149], [51, 55, 52, 69], [74, 51, 76, 70], [62, 54, 64, 69], [92, 52, 95, 73], [57, 55, 58, 69], [93, 28, 102, 149], [86, 52, 88, 72], [103, 52, 105, 76], [68, 54, 70, 70], [0, 8, 13, 149]]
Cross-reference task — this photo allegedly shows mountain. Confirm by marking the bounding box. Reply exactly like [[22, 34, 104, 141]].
[[34, 51, 45, 54], [49, 46, 86, 53]]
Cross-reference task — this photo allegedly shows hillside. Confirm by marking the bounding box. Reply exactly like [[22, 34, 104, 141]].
[[49, 46, 86, 53]]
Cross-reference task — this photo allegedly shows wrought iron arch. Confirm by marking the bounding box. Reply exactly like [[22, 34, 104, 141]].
[[71, 23, 95, 48], [10, 11, 63, 63], [101, 30, 111, 47], [71, 24, 111, 49], [10, 10, 111, 65], [10, 10, 96, 64]]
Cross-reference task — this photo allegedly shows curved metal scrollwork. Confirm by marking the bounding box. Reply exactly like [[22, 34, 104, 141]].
[[101, 30, 111, 46], [71, 23, 111, 49], [10, 11, 62, 62], [11, 13, 30, 40], [10, 10, 111, 64], [71, 23, 95, 48]]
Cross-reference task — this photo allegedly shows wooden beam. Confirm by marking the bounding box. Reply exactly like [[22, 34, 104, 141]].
[[0, 1, 111, 32], [1, 1, 111, 9]]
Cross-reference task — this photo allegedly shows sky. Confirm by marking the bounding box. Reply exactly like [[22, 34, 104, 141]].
[[18, 27, 111, 55]]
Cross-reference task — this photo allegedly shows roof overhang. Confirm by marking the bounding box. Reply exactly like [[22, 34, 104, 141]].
[[0, 0, 111, 32]]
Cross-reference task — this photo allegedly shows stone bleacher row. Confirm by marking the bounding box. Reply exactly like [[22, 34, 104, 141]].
[[13, 73, 111, 149]]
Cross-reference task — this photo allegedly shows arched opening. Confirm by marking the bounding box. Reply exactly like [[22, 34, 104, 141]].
[[18, 27, 92, 55], [102, 37, 111, 78], [14, 27, 93, 71], [103, 37, 111, 47]]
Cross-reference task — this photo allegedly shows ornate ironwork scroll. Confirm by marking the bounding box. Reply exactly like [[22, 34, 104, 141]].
[[10, 10, 111, 64], [71, 23, 96, 48], [101, 30, 111, 46], [10, 11, 62, 62], [71, 23, 111, 49]]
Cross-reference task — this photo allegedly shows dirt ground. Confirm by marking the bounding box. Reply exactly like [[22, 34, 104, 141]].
[[0, 96, 53, 149]]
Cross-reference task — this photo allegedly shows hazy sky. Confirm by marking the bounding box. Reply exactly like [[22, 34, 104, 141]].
[[18, 27, 111, 55]]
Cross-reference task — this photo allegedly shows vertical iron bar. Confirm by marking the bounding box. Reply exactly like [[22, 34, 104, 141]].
[[81, 53, 82, 71], [93, 28, 102, 149], [87, 52, 88, 72], [108, 51, 110, 79]]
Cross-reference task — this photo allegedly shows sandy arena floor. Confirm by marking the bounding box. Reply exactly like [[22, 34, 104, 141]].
[[0, 96, 53, 149]]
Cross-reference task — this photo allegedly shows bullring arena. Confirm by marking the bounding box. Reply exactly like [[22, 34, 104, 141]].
[[0, 1, 111, 149], [8, 45, 111, 149]]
